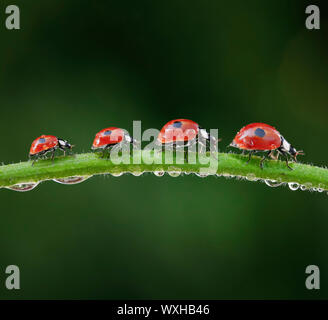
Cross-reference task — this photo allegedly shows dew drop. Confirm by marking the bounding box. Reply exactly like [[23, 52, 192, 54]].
[[168, 171, 181, 177], [131, 172, 144, 176], [6, 182, 39, 192], [131, 170, 144, 176], [128, 166, 144, 176], [53, 176, 91, 185], [195, 173, 208, 178], [288, 182, 299, 191], [303, 182, 313, 190], [316, 184, 325, 193], [111, 172, 124, 177], [154, 170, 165, 177], [300, 185, 307, 191], [167, 167, 181, 177], [264, 180, 284, 188]]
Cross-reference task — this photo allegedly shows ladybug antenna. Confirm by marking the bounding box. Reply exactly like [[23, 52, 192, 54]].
[[228, 141, 236, 148], [294, 150, 304, 162]]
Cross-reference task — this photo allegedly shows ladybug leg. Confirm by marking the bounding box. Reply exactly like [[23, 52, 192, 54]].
[[99, 145, 111, 158], [285, 157, 293, 170], [51, 149, 55, 163], [270, 150, 279, 160], [106, 145, 113, 159], [279, 150, 293, 170], [107, 146, 111, 159], [260, 151, 271, 169], [284, 154, 293, 170], [246, 151, 254, 164], [101, 146, 108, 158], [31, 156, 37, 166], [31, 153, 41, 166]]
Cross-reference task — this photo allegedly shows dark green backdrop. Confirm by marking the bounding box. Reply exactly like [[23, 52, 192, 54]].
[[0, 0, 327, 299]]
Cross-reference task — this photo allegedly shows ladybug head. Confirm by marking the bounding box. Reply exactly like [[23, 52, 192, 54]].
[[58, 138, 73, 150], [199, 128, 209, 140], [290, 147, 305, 162], [281, 137, 304, 162], [285, 143, 304, 162]]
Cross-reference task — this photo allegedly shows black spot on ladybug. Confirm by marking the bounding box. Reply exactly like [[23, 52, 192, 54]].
[[39, 138, 46, 143], [104, 130, 112, 136], [254, 128, 265, 138], [172, 121, 182, 128]]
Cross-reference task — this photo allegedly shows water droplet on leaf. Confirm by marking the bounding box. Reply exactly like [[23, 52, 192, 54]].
[[130, 168, 144, 176], [154, 170, 165, 177], [6, 182, 39, 192], [53, 176, 91, 185], [167, 167, 181, 177], [111, 172, 123, 177], [195, 173, 208, 178], [288, 182, 299, 191], [300, 185, 307, 191], [264, 180, 284, 187]]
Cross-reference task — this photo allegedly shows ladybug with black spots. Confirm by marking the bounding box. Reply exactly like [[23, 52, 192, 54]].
[[230, 123, 304, 170], [156, 119, 220, 158], [29, 135, 73, 165], [91, 127, 135, 157]]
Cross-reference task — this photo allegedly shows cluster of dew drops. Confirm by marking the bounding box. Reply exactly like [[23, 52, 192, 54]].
[[2, 166, 327, 194]]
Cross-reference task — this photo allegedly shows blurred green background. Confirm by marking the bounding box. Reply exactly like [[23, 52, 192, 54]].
[[0, 0, 327, 299]]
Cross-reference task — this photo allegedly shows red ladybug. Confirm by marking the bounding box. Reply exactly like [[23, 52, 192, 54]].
[[29, 135, 73, 165], [230, 123, 304, 170], [156, 119, 220, 157], [91, 127, 134, 157]]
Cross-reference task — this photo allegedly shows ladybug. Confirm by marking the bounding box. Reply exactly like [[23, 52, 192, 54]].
[[29, 135, 73, 165], [230, 123, 304, 170], [156, 119, 220, 158], [91, 127, 135, 157]]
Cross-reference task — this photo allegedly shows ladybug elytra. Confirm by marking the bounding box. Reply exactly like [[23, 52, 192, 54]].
[[230, 123, 304, 170], [29, 135, 73, 165]]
